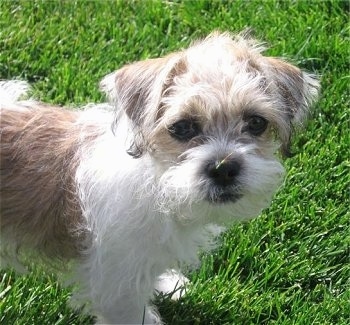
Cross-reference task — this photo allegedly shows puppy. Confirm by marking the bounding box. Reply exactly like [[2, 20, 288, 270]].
[[0, 32, 319, 324]]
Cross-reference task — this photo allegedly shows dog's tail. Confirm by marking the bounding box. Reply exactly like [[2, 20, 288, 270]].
[[0, 80, 31, 105]]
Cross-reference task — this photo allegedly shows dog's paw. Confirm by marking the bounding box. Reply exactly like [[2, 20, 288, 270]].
[[154, 269, 189, 300]]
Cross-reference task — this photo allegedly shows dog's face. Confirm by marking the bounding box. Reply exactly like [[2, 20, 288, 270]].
[[101, 32, 319, 221]]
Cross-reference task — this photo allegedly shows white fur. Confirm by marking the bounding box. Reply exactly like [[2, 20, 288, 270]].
[[71, 108, 285, 323], [74, 124, 222, 323]]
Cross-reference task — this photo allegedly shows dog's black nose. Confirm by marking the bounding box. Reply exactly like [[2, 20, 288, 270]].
[[206, 159, 241, 187]]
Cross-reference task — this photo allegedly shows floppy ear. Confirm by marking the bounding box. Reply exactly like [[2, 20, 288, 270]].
[[100, 53, 186, 125], [100, 53, 186, 157], [263, 58, 320, 156], [265, 58, 320, 122]]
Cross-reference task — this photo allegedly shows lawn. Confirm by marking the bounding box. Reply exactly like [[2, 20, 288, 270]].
[[0, 1, 349, 324]]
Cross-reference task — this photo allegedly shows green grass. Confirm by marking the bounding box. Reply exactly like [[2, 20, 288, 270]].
[[0, 0, 349, 324]]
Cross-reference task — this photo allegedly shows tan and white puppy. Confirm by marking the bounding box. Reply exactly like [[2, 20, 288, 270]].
[[0, 32, 319, 324]]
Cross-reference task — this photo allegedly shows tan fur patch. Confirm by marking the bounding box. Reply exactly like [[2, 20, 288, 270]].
[[0, 103, 99, 259]]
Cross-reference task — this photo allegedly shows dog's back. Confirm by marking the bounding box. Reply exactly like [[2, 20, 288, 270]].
[[0, 81, 92, 260]]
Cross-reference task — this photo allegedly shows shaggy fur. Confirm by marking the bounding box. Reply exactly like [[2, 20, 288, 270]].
[[0, 32, 319, 324]]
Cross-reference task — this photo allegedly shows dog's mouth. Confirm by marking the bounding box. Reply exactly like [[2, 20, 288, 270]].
[[206, 188, 243, 204]]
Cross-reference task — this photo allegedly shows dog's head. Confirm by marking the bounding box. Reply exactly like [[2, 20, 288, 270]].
[[101, 32, 319, 221]]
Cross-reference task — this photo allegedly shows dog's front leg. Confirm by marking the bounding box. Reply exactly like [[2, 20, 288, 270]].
[[75, 247, 162, 325], [155, 269, 189, 300]]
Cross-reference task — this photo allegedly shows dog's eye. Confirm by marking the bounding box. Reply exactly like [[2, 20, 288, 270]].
[[246, 115, 268, 136], [168, 119, 200, 141]]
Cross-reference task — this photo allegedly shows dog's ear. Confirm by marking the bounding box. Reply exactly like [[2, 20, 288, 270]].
[[263, 58, 320, 156], [101, 53, 186, 124], [100, 53, 186, 157]]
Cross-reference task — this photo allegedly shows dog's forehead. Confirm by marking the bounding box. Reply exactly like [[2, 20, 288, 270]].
[[165, 63, 268, 123], [165, 37, 268, 112]]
